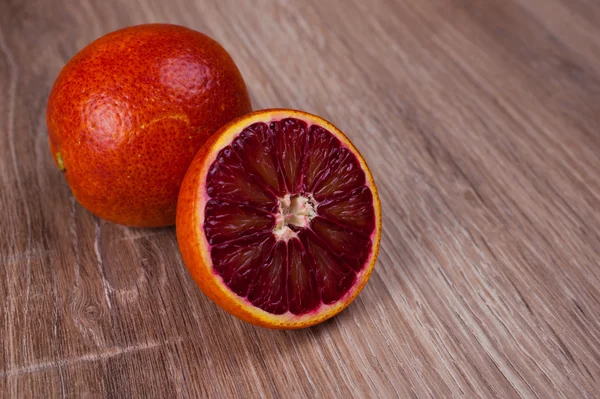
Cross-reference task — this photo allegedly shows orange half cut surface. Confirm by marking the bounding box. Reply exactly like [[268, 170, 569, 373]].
[[176, 109, 382, 329]]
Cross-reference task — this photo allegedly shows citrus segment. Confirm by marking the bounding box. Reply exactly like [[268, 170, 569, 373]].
[[312, 147, 366, 201], [317, 186, 376, 232], [247, 241, 289, 314], [287, 237, 320, 315], [231, 123, 285, 196], [176, 109, 382, 328], [204, 200, 275, 245], [273, 119, 309, 193], [298, 229, 357, 305], [211, 234, 275, 297], [303, 125, 341, 194], [310, 217, 371, 271], [206, 147, 278, 211]]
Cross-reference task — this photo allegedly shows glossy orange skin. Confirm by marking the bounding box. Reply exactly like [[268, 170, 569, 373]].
[[47, 24, 252, 227]]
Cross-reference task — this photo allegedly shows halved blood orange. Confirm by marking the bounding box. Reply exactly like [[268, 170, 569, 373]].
[[176, 109, 381, 329]]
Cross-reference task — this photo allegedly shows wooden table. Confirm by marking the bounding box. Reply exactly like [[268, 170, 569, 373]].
[[2, 0, 600, 397]]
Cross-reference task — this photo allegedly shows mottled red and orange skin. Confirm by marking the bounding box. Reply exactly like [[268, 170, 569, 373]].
[[47, 24, 252, 227]]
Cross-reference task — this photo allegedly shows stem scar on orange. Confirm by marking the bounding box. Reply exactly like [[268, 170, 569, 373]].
[[46, 24, 252, 227], [176, 109, 382, 329]]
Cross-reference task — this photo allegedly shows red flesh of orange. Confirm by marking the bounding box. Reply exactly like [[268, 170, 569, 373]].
[[177, 109, 382, 329]]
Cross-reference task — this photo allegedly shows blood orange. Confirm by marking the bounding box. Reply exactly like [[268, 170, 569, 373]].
[[176, 109, 381, 328], [47, 24, 251, 227]]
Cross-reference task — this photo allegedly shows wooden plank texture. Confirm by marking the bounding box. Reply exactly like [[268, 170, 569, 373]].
[[2, 0, 600, 397]]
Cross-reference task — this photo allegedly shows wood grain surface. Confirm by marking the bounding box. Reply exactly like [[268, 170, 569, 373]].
[[2, 0, 600, 397]]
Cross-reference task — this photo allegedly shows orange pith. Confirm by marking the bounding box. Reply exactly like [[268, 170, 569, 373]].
[[176, 109, 382, 329]]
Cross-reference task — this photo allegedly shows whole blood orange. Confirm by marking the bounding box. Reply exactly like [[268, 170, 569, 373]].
[[47, 24, 251, 227], [176, 109, 381, 329]]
